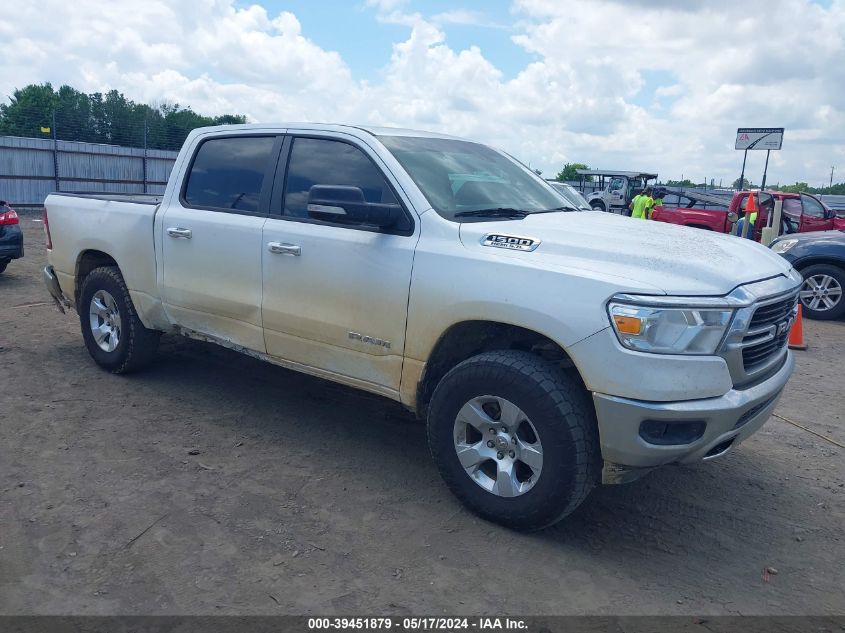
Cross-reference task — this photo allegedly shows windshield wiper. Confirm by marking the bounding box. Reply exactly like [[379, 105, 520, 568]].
[[454, 207, 530, 219], [534, 205, 577, 213]]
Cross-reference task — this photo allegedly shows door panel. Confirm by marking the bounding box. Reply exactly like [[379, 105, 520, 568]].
[[161, 207, 267, 351], [160, 135, 279, 352], [262, 220, 415, 390], [799, 193, 832, 232], [608, 177, 625, 207], [261, 135, 417, 392]]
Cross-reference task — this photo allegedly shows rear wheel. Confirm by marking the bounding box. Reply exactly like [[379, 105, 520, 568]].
[[798, 264, 845, 320], [427, 351, 600, 530], [79, 266, 161, 373]]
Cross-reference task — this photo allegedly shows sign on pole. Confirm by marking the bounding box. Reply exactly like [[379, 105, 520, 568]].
[[735, 128, 784, 150]]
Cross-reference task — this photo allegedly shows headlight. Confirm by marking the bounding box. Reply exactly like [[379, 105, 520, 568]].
[[770, 239, 798, 254], [608, 301, 734, 355]]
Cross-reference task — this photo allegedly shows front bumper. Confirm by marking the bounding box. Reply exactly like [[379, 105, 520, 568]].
[[0, 225, 24, 260], [594, 350, 794, 483]]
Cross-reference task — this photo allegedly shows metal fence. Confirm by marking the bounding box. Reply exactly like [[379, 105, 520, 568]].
[[0, 135, 178, 208]]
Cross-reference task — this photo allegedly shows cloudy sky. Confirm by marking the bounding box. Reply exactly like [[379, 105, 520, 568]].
[[2, 0, 844, 186]]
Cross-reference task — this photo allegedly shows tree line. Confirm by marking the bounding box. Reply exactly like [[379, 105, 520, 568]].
[[0, 83, 247, 151]]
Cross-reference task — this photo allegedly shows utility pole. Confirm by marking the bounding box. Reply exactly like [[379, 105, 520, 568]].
[[52, 109, 60, 192], [830, 166, 835, 191], [143, 118, 148, 194], [760, 149, 771, 191], [738, 149, 748, 190]]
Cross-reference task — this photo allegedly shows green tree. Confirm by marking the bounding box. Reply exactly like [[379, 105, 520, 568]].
[[0, 83, 247, 151], [666, 179, 696, 188], [780, 182, 811, 193], [732, 176, 756, 189], [0, 83, 58, 137], [555, 162, 591, 182]]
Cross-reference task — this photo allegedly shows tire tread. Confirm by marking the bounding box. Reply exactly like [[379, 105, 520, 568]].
[[79, 266, 160, 373], [428, 350, 600, 530]]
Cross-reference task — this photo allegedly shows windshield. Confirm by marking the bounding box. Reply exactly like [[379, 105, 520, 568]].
[[378, 135, 568, 221], [550, 182, 591, 210]]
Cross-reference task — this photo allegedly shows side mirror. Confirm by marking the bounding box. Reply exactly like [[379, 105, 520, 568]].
[[307, 185, 399, 229]]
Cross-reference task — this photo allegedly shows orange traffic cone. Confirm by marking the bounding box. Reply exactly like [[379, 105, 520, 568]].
[[788, 304, 808, 350], [740, 193, 757, 239], [745, 192, 757, 213]]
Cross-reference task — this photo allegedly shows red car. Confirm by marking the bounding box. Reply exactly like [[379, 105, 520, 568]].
[[651, 190, 838, 239], [0, 200, 24, 275]]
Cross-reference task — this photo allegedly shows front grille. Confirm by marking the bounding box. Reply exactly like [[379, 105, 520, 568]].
[[742, 331, 790, 369], [741, 293, 798, 372], [749, 296, 797, 329], [717, 275, 802, 387]]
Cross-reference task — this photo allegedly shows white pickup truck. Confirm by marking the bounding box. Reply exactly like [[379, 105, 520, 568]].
[[44, 124, 802, 529]]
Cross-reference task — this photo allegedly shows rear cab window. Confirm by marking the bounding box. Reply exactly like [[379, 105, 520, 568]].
[[183, 136, 277, 213]]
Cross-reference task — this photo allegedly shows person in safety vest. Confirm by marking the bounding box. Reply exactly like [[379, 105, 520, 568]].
[[628, 191, 642, 217], [734, 195, 760, 240], [631, 186, 653, 219], [648, 188, 666, 219]]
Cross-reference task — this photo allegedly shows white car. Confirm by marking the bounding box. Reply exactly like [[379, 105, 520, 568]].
[[44, 124, 801, 529], [549, 181, 591, 210]]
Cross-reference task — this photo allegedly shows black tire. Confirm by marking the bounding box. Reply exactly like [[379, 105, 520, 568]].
[[797, 263, 845, 320], [0, 260, 8, 274], [427, 350, 600, 530], [78, 266, 161, 373], [590, 202, 606, 212]]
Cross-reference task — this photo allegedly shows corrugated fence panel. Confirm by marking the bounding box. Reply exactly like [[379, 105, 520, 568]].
[[0, 147, 55, 177], [58, 151, 143, 181], [147, 157, 174, 183], [0, 135, 178, 206], [0, 179, 55, 205]]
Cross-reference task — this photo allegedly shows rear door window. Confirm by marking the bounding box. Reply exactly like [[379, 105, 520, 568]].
[[183, 136, 277, 213]]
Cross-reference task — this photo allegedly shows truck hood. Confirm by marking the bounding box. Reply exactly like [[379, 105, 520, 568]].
[[459, 211, 794, 296]]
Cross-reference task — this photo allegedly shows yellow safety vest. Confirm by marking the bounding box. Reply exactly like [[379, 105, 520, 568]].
[[631, 195, 652, 219]]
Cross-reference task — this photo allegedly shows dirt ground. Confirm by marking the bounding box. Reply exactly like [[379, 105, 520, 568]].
[[1, 210, 843, 616]]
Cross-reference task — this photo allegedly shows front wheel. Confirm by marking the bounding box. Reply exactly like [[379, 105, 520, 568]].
[[79, 266, 161, 373], [590, 202, 606, 212], [427, 351, 600, 530], [798, 264, 845, 320]]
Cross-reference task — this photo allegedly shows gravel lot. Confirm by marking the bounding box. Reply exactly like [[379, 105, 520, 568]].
[[1, 211, 843, 615]]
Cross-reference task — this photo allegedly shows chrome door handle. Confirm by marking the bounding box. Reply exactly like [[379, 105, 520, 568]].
[[268, 241, 301, 256], [167, 227, 192, 239]]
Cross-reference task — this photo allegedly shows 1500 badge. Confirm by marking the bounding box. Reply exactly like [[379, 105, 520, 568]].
[[481, 234, 540, 252]]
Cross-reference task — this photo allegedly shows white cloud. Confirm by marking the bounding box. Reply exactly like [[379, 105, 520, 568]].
[[1, 0, 843, 185], [430, 10, 507, 29]]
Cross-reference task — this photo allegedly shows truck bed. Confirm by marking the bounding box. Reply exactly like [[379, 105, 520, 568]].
[[49, 192, 163, 205], [45, 192, 161, 323]]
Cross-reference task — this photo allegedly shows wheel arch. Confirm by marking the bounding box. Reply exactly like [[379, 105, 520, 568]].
[[791, 256, 845, 273], [75, 249, 119, 304], [415, 320, 585, 418]]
